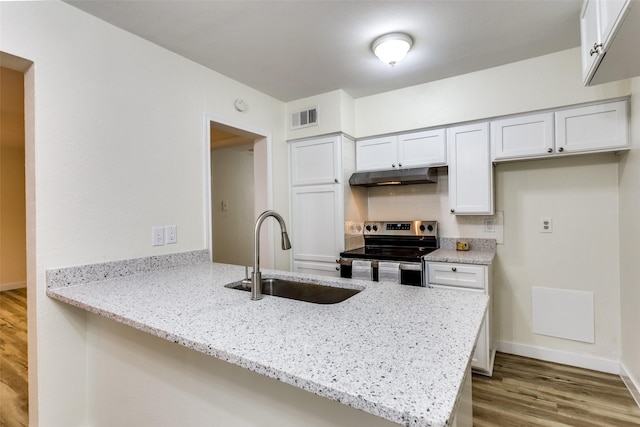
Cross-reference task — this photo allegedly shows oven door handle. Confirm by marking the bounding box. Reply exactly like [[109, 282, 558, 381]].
[[399, 263, 422, 271], [339, 258, 380, 268]]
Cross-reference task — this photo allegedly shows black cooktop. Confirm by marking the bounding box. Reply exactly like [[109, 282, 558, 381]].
[[339, 246, 437, 263]]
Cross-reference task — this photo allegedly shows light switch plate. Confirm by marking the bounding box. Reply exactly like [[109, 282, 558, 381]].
[[152, 227, 165, 246], [539, 217, 553, 233]]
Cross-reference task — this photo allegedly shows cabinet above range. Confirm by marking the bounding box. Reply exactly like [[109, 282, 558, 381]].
[[355, 129, 447, 172]]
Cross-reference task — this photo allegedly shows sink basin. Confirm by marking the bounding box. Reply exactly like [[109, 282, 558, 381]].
[[225, 278, 361, 304]]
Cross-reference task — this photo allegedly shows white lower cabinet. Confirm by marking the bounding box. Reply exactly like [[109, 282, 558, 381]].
[[291, 184, 342, 264], [427, 262, 495, 376]]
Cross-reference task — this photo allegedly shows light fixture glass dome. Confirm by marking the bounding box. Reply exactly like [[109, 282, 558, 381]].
[[372, 33, 413, 67]]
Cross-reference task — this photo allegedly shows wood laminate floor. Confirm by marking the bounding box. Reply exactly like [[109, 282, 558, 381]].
[[1, 288, 639, 427], [0, 288, 28, 427], [473, 352, 640, 426]]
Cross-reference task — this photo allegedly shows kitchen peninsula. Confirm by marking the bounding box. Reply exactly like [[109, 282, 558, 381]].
[[46, 250, 488, 427]]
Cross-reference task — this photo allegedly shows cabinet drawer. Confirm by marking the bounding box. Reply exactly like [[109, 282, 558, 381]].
[[427, 263, 486, 290]]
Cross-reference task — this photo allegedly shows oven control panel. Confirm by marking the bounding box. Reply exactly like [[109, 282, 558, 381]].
[[363, 221, 438, 237]]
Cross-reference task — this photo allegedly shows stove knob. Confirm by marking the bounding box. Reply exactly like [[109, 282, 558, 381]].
[[427, 224, 434, 232], [419, 224, 425, 232], [365, 225, 372, 232], [372, 225, 378, 232]]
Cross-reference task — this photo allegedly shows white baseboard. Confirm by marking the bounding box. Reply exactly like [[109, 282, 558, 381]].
[[621, 362, 640, 408], [495, 340, 620, 374], [0, 281, 26, 291]]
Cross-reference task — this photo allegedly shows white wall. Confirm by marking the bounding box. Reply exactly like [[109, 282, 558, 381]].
[[619, 77, 640, 400], [355, 48, 630, 137], [0, 2, 287, 425], [494, 154, 621, 367], [285, 89, 355, 140]]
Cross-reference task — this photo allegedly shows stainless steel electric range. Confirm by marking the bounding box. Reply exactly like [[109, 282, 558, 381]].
[[338, 220, 438, 286]]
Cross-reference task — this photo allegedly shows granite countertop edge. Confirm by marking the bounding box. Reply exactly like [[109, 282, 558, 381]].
[[423, 249, 496, 265]]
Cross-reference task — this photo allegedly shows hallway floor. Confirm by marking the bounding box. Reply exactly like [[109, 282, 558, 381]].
[[0, 288, 28, 427]]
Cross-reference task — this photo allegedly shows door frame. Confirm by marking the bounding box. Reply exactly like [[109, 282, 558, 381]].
[[203, 113, 275, 267]]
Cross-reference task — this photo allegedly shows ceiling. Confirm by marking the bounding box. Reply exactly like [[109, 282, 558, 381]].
[[66, 1, 583, 102]]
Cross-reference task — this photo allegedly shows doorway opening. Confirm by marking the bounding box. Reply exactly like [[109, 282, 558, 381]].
[[0, 51, 32, 427], [206, 118, 274, 268]]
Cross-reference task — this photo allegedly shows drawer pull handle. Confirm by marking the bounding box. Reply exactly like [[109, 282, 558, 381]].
[[451, 267, 457, 272]]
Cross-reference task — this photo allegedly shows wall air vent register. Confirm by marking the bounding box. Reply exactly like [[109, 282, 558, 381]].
[[290, 106, 318, 130]]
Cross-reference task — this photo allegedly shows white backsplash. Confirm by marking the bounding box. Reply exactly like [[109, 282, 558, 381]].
[[366, 171, 504, 244]]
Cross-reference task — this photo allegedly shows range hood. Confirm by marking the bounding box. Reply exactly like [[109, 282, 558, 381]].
[[348, 167, 438, 187]]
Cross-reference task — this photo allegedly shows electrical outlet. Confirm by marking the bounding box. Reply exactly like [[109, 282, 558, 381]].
[[152, 227, 165, 246], [166, 225, 177, 244], [484, 218, 496, 233], [539, 217, 553, 233]]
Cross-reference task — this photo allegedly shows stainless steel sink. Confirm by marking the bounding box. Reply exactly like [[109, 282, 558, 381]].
[[225, 277, 361, 304]]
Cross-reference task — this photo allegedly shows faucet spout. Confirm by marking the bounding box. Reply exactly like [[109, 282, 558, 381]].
[[252, 210, 292, 300]]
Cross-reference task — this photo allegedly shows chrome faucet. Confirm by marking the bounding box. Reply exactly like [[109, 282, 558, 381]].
[[252, 210, 292, 300]]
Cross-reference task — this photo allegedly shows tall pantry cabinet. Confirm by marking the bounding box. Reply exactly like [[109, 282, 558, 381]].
[[289, 134, 363, 276]]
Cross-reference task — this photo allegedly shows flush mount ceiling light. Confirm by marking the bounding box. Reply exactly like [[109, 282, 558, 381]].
[[372, 33, 413, 67]]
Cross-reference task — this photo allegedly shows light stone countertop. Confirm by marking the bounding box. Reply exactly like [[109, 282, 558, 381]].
[[423, 249, 496, 265], [46, 253, 488, 427]]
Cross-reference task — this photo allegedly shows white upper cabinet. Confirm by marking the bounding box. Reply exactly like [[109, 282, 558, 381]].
[[492, 113, 554, 161], [555, 100, 629, 154], [447, 123, 493, 215], [492, 100, 629, 162], [356, 129, 446, 172], [581, 0, 604, 83], [581, 0, 637, 85], [290, 135, 341, 186], [356, 135, 398, 172], [397, 129, 447, 168]]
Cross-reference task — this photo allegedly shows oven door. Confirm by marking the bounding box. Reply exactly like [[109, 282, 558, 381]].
[[399, 263, 424, 287]]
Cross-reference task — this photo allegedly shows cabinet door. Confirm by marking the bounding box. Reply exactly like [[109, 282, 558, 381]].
[[581, 0, 603, 84], [291, 185, 342, 263], [355, 136, 398, 172], [290, 136, 340, 186], [429, 284, 490, 373], [292, 260, 340, 277], [447, 123, 493, 215], [491, 113, 554, 161], [555, 100, 629, 154], [599, 0, 629, 50], [398, 129, 447, 167]]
